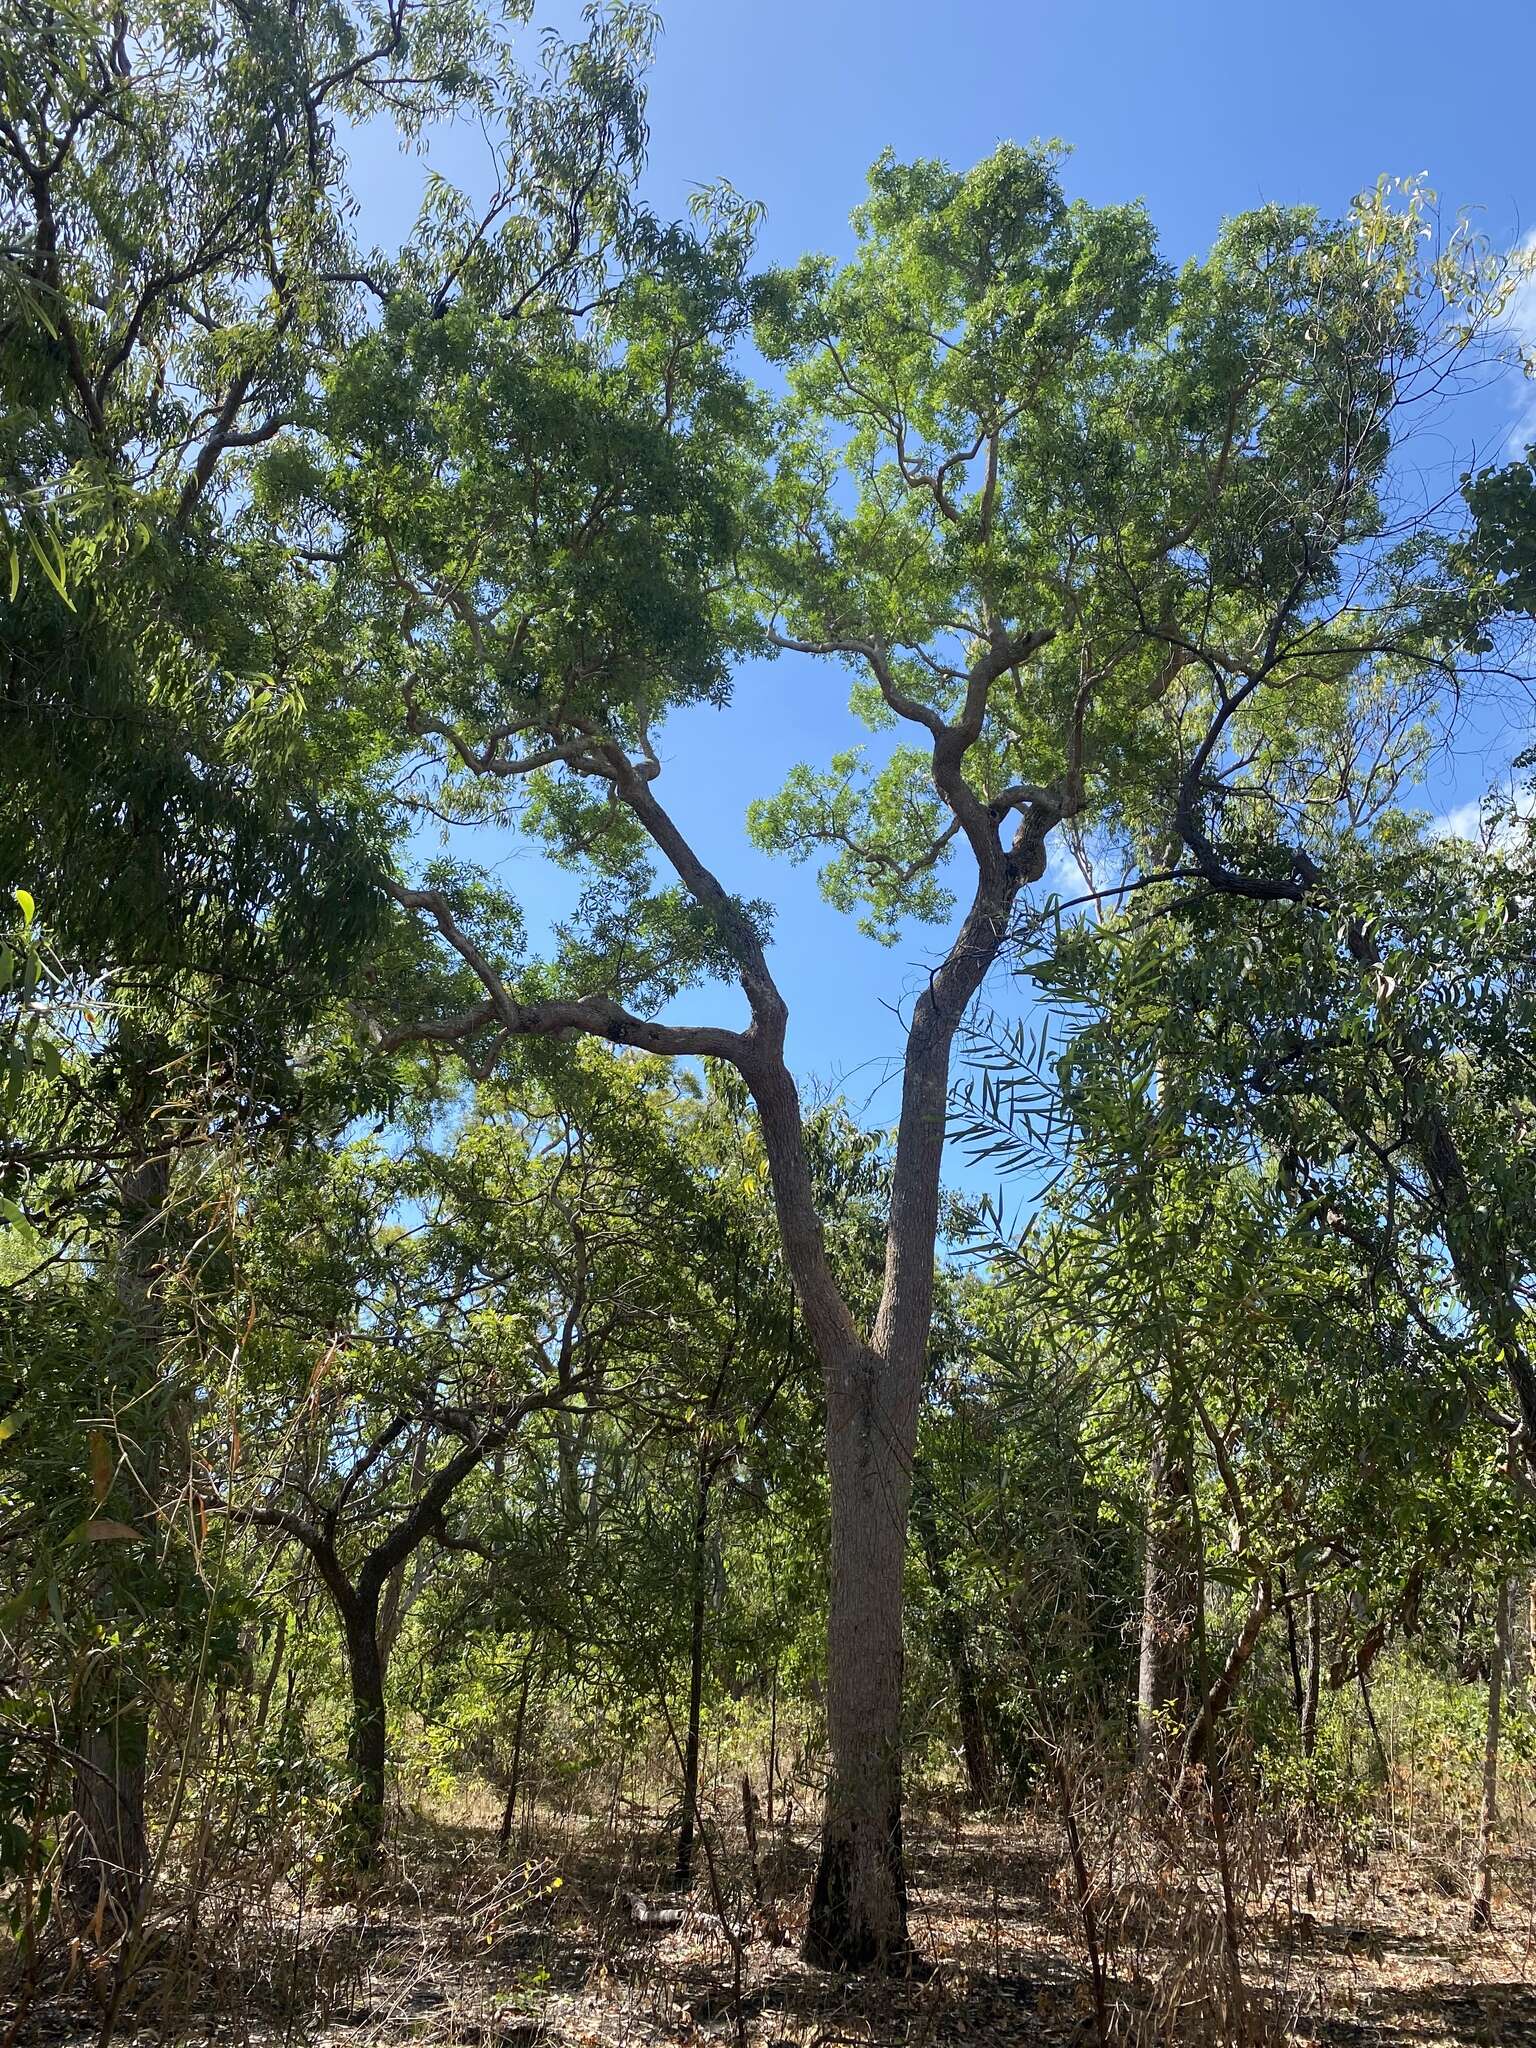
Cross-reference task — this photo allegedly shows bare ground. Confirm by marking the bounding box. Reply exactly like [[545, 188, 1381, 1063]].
[[15, 1808, 1536, 2047]]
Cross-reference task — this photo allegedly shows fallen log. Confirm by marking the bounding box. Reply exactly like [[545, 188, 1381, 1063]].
[[625, 1892, 748, 1940]]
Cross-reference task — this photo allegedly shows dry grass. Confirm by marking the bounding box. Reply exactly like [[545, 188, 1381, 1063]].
[[14, 1782, 1536, 2048]]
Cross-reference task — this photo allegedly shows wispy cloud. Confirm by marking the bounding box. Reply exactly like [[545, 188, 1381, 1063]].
[[1431, 784, 1533, 847], [1503, 228, 1536, 455], [1432, 796, 1489, 843]]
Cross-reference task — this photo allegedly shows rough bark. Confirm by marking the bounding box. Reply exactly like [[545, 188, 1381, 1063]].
[[342, 1593, 388, 1864], [63, 1717, 149, 1939], [767, 1668, 778, 1828], [1471, 1577, 1511, 1931], [1282, 1573, 1305, 1727], [802, 1350, 915, 1970], [224, 1375, 584, 1879]]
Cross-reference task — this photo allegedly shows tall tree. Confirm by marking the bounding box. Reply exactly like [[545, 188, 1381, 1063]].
[[0, 0, 496, 1930], [303, 144, 1516, 1962]]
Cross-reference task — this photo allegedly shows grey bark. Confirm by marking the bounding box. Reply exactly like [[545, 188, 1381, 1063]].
[[64, 1717, 149, 1940], [383, 634, 1069, 1971], [802, 1355, 914, 1969]]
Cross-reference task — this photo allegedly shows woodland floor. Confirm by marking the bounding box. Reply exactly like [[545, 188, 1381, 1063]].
[[18, 1803, 1536, 2048]]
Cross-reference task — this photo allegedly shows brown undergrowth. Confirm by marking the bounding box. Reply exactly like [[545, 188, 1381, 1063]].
[[13, 1786, 1536, 2048]]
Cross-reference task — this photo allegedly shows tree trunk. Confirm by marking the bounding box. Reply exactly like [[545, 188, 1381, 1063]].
[[343, 1595, 388, 1865], [743, 846, 1018, 1971], [63, 1713, 148, 1940], [64, 1138, 168, 1934], [254, 1611, 289, 1740], [802, 1356, 915, 1971], [1282, 1572, 1305, 1727], [913, 1476, 994, 1806], [378, 1423, 431, 1670], [1301, 1590, 1321, 1761], [767, 1666, 778, 1828], [499, 1653, 534, 1855], [673, 1461, 714, 1891], [1185, 1581, 1272, 1767], [1471, 1577, 1511, 1931], [1137, 1441, 1196, 1768]]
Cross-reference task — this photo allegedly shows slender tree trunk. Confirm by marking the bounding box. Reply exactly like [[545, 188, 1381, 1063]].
[[767, 1666, 778, 1828], [913, 1476, 994, 1806], [802, 1352, 915, 1971], [342, 1594, 388, 1865], [1137, 1441, 1196, 1768], [1301, 1590, 1321, 1761], [499, 1653, 534, 1855], [253, 1611, 289, 1740], [1357, 1667, 1388, 1781], [1471, 1577, 1511, 1931], [673, 1459, 714, 1891], [747, 863, 1019, 1971], [1282, 1572, 1304, 1727], [377, 1423, 431, 1670], [64, 1138, 168, 1935], [952, 1657, 994, 1810], [1185, 1581, 1272, 1767]]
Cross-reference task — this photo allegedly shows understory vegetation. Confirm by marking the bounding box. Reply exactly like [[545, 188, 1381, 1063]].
[[5, 3, 1536, 2042]]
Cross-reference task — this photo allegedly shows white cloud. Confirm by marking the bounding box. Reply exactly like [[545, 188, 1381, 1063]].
[[1432, 796, 1488, 843], [1503, 229, 1536, 455], [1431, 785, 1533, 848]]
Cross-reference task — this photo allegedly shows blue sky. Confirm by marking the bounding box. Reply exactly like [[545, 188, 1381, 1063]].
[[348, 0, 1536, 1129]]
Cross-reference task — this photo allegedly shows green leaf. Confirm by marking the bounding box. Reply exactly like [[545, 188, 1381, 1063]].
[[24, 525, 72, 609]]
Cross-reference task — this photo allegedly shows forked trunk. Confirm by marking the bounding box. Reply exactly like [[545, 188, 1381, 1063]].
[[749, 868, 1012, 1971], [803, 1358, 915, 1971]]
